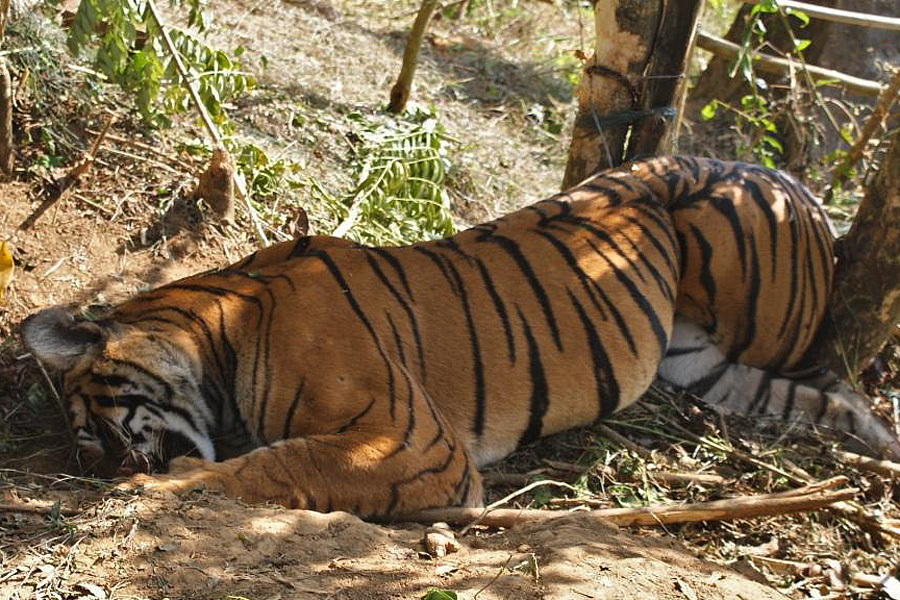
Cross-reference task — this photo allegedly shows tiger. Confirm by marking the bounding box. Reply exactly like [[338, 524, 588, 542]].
[[20, 156, 900, 519]]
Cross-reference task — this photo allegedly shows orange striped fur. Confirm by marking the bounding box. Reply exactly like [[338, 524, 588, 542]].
[[21, 156, 900, 518]]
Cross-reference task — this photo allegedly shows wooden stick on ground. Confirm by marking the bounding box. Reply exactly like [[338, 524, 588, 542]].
[[833, 449, 900, 478], [18, 114, 114, 231], [401, 477, 856, 528], [596, 423, 654, 460], [0, 502, 79, 517]]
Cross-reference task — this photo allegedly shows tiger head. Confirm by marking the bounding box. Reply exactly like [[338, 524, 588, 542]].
[[20, 307, 216, 478]]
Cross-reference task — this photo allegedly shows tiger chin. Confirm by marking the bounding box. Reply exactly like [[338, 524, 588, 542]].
[[20, 156, 900, 520]]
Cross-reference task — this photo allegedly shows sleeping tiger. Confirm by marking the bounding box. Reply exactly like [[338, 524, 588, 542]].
[[20, 156, 900, 518]]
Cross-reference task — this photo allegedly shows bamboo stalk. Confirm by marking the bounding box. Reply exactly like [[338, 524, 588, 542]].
[[740, 0, 900, 31], [695, 30, 884, 97]]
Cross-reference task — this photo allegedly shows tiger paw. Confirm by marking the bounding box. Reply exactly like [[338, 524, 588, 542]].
[[168, 455, 215, 474], [116, 469, 227, 498]]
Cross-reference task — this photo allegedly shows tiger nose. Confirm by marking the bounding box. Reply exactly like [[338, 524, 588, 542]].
[[116, 452, 151, 477]]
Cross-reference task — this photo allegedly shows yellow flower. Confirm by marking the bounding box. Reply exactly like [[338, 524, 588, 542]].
[[0, 240, 14, 303]]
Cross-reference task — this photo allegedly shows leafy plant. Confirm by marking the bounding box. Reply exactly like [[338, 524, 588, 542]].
[[699, 0, 811, 168], [422, 588, 458, 600], [231, 140, 305, 231], [320, 106, 456, 246], [66, 0, 253, 124]]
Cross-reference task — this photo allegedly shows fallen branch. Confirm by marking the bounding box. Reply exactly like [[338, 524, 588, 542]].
[[596, 423, 654, 460], [651, 406, 900, 542], [459, 479, 584, 535], [401, 477, 856, 528], [482, 471, 544, 487], [833, 449, 900, 478], [543, 457, 725, 486], [0, 502, 79, 517], [651, 470, 727, 487], [85, 128, 197, 172]]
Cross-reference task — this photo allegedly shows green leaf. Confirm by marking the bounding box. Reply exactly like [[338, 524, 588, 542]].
[[700, 101, 718, 121], [422, 589, 457, 600], [815, 77, 839, 88], [762, 135, 783, 152], [786, 7, 810, 27], [793, 39, 811, 52]]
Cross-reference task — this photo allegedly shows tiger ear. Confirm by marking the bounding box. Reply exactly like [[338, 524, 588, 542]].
[[20, 307, 106, 370]]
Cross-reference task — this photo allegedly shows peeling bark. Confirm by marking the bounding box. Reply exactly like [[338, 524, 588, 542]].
[[562, 0, 702, 189]]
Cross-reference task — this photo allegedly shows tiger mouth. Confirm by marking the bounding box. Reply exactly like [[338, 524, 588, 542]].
[[77, 445, 156, 478], [115, 450, 152, 477]]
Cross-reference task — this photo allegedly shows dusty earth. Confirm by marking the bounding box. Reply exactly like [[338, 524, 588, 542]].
[[1, 1, 898, 599], [2, 490, 786, 600]]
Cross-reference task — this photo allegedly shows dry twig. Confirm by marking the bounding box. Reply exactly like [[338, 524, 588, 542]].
[[403, 477, 856, 529], [0, 502, 79, 517], [18, 115, 114, 231], [832, 449, 900, 479], [826, 67, 900, 202]]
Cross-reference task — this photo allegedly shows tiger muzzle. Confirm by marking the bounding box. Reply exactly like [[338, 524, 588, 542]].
[[115, 451, 152, 477]]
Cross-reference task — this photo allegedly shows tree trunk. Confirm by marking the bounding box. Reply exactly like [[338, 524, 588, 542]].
[[0, 0, 12, 178], [811, 126, 900, 378], [388, 0, 439, 114], [562, 0, 702, 189], [0, 58, 13, 178]]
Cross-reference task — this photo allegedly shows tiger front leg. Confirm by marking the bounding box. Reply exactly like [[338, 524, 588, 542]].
[[122, 426, 483, 518]]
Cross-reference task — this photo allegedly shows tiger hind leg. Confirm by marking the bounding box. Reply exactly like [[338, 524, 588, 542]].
[[658, 317, 900, 460]]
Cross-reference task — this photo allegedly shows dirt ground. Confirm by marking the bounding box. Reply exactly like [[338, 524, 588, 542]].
[[2, 489, 787, 600], [1, 1, 898, 599]]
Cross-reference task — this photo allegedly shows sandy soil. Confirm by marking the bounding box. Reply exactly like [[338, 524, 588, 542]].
[[1, 488, 783, 600]]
